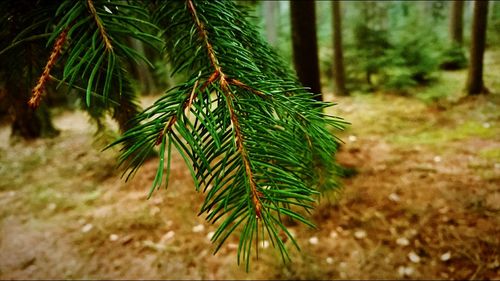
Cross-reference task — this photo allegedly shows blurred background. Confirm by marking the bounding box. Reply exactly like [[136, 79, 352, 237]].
[[0, 0, 499, 279]]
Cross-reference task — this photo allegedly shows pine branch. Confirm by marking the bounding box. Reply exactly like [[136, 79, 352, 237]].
[[113, 0, 346, 269], [47, 0, 163, 106]]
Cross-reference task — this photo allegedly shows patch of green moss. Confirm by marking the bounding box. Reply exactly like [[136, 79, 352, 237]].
[[479, 148, 500, 162], [389, 121, 498, 146], [413, 70, 465, 103], [24, 186, 79, 214]]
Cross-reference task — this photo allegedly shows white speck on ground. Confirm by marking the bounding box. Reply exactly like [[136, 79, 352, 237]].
[[192, 224, 205, 233], [396, 237, 410, 246], [354, 230, 367, 239], [109, 234, 119, 241], [308, 236, 319, 245], [408, 251, 421, 263], [160, 231, 175, 244], [206, 231, 215, 241], [81, 223, 93, 233], [440, 252, 451, 261], [398, 265, 414, 277], [389, 193, 401, 202]]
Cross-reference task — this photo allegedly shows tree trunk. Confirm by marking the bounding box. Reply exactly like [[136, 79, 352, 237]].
[[264, 1, 278, 47], [290, 0, 322, 100], [466, 0, 489, 96], [450, 0, 464, 45], [332, 1, 347, 96], [5, 79, 59, 139]]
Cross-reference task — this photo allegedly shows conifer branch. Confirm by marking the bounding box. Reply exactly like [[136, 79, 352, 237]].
[[87, 0, 113, 52], [28, 28, 68, 108], [111, 0, 346, 268]]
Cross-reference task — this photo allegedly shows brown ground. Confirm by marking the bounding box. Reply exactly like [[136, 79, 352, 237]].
[[0, 58, 499, 279]]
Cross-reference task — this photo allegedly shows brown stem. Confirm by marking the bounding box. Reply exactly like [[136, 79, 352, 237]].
[[28, 29, 68, 108], [186, 79, 200, 118], [227, 78, 265, 97], [225, 86, 263, 218], [87, 0, 113, 51]]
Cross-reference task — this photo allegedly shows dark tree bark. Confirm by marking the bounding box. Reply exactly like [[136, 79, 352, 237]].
[[450, 0, 464, 45], [5, 79, 59, 139], [264, 1, 278, 46], [466, 0, 489, 95], [332, 1, 347, 96], [290, 0, 322, 100]]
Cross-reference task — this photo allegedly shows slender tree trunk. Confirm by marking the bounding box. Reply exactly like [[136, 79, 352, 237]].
[[466, 0, 489, 95], [489, 0, 496, 21], [110, 72, 142, 134], [332, 1, 347, 96], [264, 1, 278, 46], [450, 0, 464, 45], [112, 93, 141, 134], [290, 0, 322, 100], [128, 37, 156, 95]]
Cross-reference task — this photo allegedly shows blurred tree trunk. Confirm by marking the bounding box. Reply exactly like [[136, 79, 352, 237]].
[[5, 79, 59, 139], [290, 0, 322, 100], [264, 1, 278, 47], [332, 1, 347, 96], [128, 37, 156, 95], [450, 0, 464, 45], [112, 92, 141, 133], [466, 0, 489, 95]]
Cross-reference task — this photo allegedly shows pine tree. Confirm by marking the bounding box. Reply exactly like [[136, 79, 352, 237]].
[[1, 0, 345, 269]]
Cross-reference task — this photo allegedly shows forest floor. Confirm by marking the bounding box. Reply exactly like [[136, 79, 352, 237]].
[[0, 51, 499, 279]]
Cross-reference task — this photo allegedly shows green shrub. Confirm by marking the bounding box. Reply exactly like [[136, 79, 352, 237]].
[[439, 44, 468, 70]]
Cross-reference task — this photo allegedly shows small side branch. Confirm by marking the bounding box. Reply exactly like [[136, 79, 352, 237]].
[[186, 0, 263, 218], [87, 0, 113, 51], [227, 78, 265, 97], [28, 29, 68, 108]]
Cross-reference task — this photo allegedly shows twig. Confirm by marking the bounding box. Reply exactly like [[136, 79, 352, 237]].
[[28, 29, 68, 108], [87, 0, 113, 51]]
